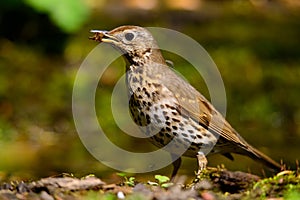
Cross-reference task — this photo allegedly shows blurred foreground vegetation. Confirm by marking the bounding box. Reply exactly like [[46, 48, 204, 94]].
[[0, 0, 299, 182]]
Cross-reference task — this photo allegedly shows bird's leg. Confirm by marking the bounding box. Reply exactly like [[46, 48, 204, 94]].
[[196, 152, 208, 175], [171, 154, 182, 180]]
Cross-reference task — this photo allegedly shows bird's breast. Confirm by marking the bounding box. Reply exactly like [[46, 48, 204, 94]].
[[126, 70, 218, 156]]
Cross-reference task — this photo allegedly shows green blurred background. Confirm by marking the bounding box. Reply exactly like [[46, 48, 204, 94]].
[[0, 0, 299, 182]]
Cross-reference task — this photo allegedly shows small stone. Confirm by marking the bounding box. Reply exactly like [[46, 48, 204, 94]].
[[40, 191, 54, 200], [117, 191, 125, 199], [193, 180, 212, 190]]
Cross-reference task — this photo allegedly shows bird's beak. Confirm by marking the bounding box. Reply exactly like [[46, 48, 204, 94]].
[[89, 30, 119, 44]]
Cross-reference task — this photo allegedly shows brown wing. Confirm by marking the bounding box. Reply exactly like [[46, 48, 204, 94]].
[[147, 61, 248, 147], [175, 90, 248, 147], [155, 65, 249, 148]]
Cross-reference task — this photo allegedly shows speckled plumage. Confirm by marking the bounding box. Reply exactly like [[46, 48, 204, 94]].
[[90, 25, 281, 178]]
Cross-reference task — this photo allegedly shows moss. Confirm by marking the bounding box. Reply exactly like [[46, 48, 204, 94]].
[[249, 170, 300, 199]]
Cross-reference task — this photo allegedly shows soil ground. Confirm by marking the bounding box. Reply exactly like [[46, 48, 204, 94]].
[[1, 168, 299, 200]]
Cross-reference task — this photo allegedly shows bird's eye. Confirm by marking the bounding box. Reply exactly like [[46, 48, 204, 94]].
[[125, 32, 135, 41]]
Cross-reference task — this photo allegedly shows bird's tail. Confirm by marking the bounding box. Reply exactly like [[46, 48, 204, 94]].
[[244, 144, 282, 172]]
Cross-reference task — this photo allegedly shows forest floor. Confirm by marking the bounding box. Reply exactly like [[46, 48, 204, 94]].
[[0, 167, 299, 200]]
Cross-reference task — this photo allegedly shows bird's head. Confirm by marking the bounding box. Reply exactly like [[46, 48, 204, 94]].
[[90, 25, 165, 65]]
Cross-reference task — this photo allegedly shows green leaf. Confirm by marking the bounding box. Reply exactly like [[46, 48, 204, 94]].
[[24, 0, 90, 33], [128, 177, 135, 183], [126, 177, 135, 187], [116, 172, 127, 177], [154, 175, 170, 184]]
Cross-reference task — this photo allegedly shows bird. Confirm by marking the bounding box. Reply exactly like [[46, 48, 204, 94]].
[[89, 25, 282, 178]]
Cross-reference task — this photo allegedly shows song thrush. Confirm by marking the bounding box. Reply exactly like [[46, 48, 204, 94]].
[[90, 25, 281, 178]]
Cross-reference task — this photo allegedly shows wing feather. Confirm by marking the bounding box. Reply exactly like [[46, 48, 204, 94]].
[[151, 63, 248, 148]]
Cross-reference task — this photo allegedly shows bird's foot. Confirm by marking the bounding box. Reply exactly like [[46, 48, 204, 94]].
[[196, 152, 208, 175]]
